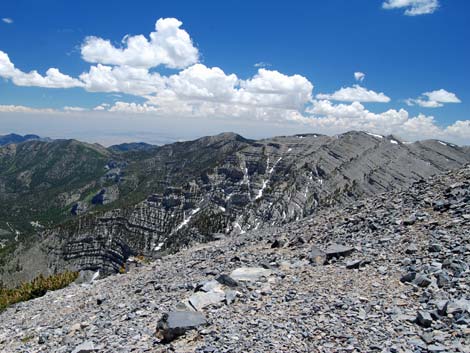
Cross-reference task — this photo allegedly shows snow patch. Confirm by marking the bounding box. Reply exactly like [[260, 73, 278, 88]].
[[154, 242, 164, 251], [30, 221, 43, 228], [175, 208, 200, 231], [91, 271, 100, 283], [255, 156, 283, 200], [255, 179, 269, 200], [365, 132, 383, 139], [242, 166, 250, 185], [390, 139, 398, 145], [269, 157, 282, 174], [438, 141, 447, 146], [234, 222, 245, 234]]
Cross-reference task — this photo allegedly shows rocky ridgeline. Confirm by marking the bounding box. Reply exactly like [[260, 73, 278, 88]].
[[0, 165, 468, 352], [4, 131, 470, 286]]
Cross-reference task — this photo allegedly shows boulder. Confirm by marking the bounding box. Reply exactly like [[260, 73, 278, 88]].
[[435, 272, 450, 288], [156, 311, 207, 343], [400, 272, 416, 283], [215, 274, 239, 287], [446, 300, 470, 315], [416, 310, 433, 328], [413, 274, 432, 288]]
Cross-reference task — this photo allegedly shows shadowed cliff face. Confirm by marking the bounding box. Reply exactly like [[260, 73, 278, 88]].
[[1, 131, 469, 286]]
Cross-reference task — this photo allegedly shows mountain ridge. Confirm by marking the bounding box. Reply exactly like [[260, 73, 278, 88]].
[[1, 131, 469, 287], [0, 133, 43, 146]]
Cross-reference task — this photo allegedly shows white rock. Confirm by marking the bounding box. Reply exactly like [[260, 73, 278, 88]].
[[230, 267, 272, 282]]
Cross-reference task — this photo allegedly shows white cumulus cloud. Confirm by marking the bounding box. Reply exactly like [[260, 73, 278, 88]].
[[382, 0, 439, 16], [2, 18, 13, 24], [79, 64, 166, 96], [240, 69, 313, 109], [300, 99, 468, 144], [406, 89, 461, 108], [0, 51, 83, 88], [141, 65, 313, 115], [316, 85, 390, 103], [354, 72, 365, 82], [423, 89, 461, 103], [81, 18, 198, 69]]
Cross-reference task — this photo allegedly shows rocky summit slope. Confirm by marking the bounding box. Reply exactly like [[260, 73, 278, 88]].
[[1, 164, 468, 353], [1, 131, 470, 286]]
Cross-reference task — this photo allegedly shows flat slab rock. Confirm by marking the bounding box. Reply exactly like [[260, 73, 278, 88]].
[[230, 267, 272, 282], [325, 244, 355, 259], [189, 290, 226, 311], [156, 311, 207, 343]]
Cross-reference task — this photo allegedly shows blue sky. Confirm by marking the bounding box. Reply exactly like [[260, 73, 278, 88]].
[[0, 0, 469, 145]]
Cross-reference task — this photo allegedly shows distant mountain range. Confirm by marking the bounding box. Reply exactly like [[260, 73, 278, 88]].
[[0, 133, 42, 146], [109, 142, 156, 152], [0, 131, 469, 286], [0, 133, 158, 151]]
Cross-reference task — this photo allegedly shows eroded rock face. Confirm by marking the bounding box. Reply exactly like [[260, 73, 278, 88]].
[[3, 132, 470, 285]]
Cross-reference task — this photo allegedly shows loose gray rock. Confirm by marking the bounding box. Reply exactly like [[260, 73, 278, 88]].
[[416, 311, 433, 328], [413, 274, 432, 288]]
